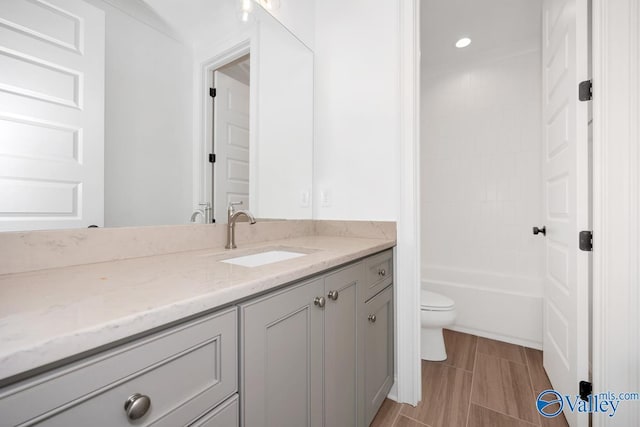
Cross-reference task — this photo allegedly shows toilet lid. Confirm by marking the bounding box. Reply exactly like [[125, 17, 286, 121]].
[[421, 290, 455, 310]]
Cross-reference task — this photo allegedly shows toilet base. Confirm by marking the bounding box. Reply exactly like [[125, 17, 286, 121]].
[[421, 327, 447, 361]]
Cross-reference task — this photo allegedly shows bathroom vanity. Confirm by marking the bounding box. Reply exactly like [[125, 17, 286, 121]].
[[0, 225, 394, 427]]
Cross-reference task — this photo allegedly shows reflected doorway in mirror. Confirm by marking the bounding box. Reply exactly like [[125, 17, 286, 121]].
[[211, 56, 251, 224]]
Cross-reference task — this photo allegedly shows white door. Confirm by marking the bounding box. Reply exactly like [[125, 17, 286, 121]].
[[213, 70, 250, 223], [541, 0, 590, 425], [0, 0, 105, 231]]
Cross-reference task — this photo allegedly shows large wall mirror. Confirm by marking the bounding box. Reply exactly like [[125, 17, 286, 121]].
[[0, 0, 313, 231]]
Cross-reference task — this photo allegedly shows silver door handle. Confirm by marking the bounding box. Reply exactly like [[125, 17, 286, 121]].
[[368, 314, 377, 323], [328, 290, 339, 301], [378, 268, 386, 277], [314, 296, 326, 308]]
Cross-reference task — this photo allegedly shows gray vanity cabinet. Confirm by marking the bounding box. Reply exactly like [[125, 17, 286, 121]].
[[361, 249, 394, 426], [363, 285, 394, 426], [191, 394, 239, 427], [0, 307, 238, 427], [0, 249, 394, 427], [240, 278, 325, 427], [240, 263, 365, 427], [323, 264, 363, 427]]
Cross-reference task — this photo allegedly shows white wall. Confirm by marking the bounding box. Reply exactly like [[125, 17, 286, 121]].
[[313, 0, 399, 221], [262, 0, 315, 49], [421, 48, 544, 347], [88, 1, 194, 227], [255, 14, 314, 219]]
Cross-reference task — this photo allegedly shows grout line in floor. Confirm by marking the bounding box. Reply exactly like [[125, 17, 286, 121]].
[[470, 346, 542, 426], [388, 401, 403, 427], [397, 413, 433, 427], [474, 346, 529, 367], [472, 403, 540, 427], [464, 337, 479, 427], [523, 347, 543, 426], [441, 360, 474, 373]]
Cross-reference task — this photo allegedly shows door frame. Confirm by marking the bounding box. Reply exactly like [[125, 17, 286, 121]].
[[592, 0, 640, 425], [401, 0, 640, 414], [396, 0, 422, 405], [194, 36, 258, 215]]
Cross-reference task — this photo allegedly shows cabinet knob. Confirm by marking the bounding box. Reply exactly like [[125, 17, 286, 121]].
[[328, 290, 339, 301], [378, 268, 386, 277], [314, 296, 326, 308], [368, 314, 377, 323], [124, 393, 151, 420]]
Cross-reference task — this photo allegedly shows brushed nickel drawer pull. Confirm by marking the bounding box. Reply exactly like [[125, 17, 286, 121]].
[[124, 393, 151, 420], [314, 296, 326, 308]]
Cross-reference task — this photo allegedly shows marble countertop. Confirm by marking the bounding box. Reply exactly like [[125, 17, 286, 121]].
[[0, 235, 395, 382]]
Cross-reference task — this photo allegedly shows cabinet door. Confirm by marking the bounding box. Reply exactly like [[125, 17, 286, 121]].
[[191, 394, 239, 427], [324, 264, 362, 427], [240, 279, 324, 427], [363, 286, 394, 426]]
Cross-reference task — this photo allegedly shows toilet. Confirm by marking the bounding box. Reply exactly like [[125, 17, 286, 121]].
[[420, 290, 457, 361]]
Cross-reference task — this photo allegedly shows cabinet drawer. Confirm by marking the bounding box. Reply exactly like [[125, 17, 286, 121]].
[[191, 394, 239, 427], [363, 249, 393, 301], [0, 307, 237, 427]]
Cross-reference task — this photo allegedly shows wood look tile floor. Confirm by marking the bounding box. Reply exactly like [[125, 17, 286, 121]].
[[370, 330, 569, 427]]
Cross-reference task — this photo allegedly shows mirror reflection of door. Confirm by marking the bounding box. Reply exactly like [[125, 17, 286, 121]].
[[212, 55, 250, 224]]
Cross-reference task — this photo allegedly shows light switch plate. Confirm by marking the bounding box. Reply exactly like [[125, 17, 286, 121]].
[[320, 189, 331, 207]]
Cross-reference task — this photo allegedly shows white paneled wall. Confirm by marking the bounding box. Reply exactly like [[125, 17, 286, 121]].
[[421, 49, 544, 347]]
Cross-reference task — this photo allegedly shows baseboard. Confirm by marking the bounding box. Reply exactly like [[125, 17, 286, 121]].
[[447, 325, 542, 350], [387, 377, 399, 402]]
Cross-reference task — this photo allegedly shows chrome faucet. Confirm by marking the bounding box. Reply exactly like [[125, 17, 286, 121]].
[[190, 202, 212, 224], [190, 210, 205, 223], [226, 201, 256, 249]]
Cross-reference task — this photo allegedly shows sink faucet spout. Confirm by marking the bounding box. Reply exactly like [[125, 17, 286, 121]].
[[226, 207, 257, 249]]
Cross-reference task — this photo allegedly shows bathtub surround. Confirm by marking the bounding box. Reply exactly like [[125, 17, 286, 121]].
[[421, 5, 543, 348], [0, 220, 395, 382]]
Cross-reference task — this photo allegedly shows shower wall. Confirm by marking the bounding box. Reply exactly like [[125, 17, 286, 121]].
[[421, 48, 544, 347]]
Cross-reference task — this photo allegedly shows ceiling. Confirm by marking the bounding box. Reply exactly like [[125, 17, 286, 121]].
[[421, 0, 541, 68]]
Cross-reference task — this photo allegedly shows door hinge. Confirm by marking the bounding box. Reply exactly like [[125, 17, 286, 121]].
[[579, 381, 593, 402], [209, 153, 216, 163], [209, 88, 216, 98], [579, 80, 592, 101], [579, 230, 593, 251]]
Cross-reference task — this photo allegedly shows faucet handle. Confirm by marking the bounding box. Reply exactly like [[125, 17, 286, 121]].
[[228, 201, 243, 214]]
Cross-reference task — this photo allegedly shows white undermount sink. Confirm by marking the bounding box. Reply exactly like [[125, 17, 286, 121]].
[[220, 250, 307, 267]]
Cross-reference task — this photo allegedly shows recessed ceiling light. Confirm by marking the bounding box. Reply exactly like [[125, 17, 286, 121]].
[[455, 37, 472, 48]]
